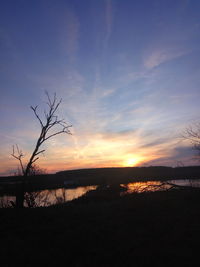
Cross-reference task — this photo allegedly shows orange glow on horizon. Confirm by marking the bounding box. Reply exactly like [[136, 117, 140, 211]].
[[0, 127, 180, 176], [122, 156, 144, 167]]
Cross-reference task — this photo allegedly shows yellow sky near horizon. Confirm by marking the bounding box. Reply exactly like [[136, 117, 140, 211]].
[[0, 127, 192, 176]]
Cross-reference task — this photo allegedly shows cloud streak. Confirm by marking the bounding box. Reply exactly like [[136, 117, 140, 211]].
[[61, 8, 80, 62], [104, 0, 113, 48], [144, 47, 189, 69], [1, 1, 200, 175]]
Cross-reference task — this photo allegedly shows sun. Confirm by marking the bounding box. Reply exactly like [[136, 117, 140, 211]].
[[124, 157, 140, 167]]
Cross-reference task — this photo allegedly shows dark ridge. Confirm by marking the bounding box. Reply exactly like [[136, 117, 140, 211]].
[[1, 166, 200, 194]]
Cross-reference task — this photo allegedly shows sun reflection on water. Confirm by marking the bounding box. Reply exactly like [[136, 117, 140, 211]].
[[121, 181, 172, 194]]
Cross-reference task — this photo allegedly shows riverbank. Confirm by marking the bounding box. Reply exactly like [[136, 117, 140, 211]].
[[1, 166, 200, 194], [0, 187, 200, 266]]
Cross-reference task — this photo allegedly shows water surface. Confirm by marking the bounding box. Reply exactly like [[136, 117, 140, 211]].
[[1, 179, 200, 207], [121, 179, 200, 194], [0, 185, 97, 208]]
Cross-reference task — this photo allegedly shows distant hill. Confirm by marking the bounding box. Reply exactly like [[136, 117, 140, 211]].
[[56, 166, 200, 184]]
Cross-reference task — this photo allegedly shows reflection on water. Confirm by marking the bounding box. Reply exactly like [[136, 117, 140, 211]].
[[170, 179, 200, 187], [0, 185, 97, 208], [121, 179, 200, 194], [34, 186, 97, 207], [120, 181, 171, 194], [1, 179, 200, 207]]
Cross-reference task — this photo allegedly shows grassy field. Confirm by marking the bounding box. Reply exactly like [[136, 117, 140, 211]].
[[0, 187, 200, 266]]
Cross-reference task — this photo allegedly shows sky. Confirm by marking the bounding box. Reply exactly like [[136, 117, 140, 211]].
[[1, 0, 200, 175]]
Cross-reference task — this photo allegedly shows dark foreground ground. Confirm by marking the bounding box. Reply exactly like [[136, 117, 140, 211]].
[[0, 188, 200, 266]]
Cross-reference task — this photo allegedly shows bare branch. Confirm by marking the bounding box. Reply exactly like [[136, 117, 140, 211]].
[[182, 122, 200, 160], [51, 99, 62, 117], [44, 125, 72, 142], [11, 144, 25, 175], [11, 91, 72, 208], [35, 149, 45, 156], [31, 106, 43, 128], [45, 90, 53, 107], [12, 91, 72, 180], [31, 157, 39, 164]]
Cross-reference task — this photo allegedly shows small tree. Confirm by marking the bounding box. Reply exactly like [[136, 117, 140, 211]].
[[182, 122, 200, 160], [11, 92, 72, 208]]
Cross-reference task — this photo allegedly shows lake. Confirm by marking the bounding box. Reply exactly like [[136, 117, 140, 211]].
[[0, 185, 97, 208], [121, 179, 200, 194], [1, 179, 200, 207]]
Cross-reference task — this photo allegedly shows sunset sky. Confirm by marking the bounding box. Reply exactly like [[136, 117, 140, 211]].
[[1, 0, 200, 175]]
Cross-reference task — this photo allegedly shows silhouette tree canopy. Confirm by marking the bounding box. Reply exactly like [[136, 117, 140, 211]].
[[12, 91, 72, 177], [11, 92, 72, 208], [182, 122, 200, 160]]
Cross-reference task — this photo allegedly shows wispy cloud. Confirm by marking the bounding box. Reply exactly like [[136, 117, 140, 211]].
[[104, 0, 113, 48], [41, 123, 184, 172], [143, 144, 195, 167], [62, 8, 80, 62], [144, 47, 189, 69]]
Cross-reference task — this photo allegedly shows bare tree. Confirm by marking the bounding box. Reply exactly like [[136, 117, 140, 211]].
[[182, 122, 200, 160], [11, 144, 25, 175], [11, 92, 72, 208]]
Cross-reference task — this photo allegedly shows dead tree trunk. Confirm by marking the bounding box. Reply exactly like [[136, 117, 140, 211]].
[[11, 92, 72, 208]]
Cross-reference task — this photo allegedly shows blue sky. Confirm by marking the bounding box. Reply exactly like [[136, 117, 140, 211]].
[[1, 0, 200, 175]]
